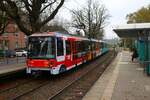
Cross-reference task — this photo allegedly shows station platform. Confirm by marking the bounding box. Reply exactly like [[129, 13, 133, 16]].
[[83, 51, 150, 100], [0, 63, 26, 77]]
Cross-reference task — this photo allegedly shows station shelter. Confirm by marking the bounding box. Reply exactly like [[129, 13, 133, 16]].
[[113, 23, 150, 75]]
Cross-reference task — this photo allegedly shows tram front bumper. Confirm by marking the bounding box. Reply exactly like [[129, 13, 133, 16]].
[[26, 66, 61, 75]]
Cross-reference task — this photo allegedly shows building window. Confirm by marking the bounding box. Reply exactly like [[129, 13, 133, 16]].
[[16, 41, 19, 48]]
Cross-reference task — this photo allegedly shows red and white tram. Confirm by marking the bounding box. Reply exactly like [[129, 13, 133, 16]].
[[26, 32, 103, 75]]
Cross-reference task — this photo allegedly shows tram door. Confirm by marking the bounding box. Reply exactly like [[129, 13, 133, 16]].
[[56, 37, 65, 62], [65, 40, 73, 67], [72, 41, 77, 64]]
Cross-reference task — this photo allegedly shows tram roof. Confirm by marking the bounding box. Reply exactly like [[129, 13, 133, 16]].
[[30, 32, 104, 41], [113, 23, 150, 38], [99, 40, 106, 43], [30, 31, 89, 40]]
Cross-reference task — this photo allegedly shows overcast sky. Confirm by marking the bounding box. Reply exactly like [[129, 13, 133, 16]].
[[58, 0, 150, 39]]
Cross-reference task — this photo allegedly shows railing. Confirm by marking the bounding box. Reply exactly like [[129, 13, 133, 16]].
[[0, 56, 26, 66]]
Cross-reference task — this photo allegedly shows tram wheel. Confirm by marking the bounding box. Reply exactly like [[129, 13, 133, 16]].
[[59, 65, 66, 73]]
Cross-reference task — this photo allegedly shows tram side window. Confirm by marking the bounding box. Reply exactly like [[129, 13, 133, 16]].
[[101, 42, 104, 48], [66, 40, 71, 55], [77, 41, 82, 53], [57, 37, 64, 56], [86, 41, 90, 51]]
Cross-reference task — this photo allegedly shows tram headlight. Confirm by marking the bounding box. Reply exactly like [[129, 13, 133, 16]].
[[42, 60, 49, 67], [27, 59, 34, 66], [43, 60, 55, 67], [49, 62, 54, 67], [43, 61, 49, 65], [49, 60, 56, 67]]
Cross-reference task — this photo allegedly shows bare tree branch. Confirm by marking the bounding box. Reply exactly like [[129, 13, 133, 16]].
[[22, 0, 32, 13], [71, 0, 109, 39], [40, 0, 56, 13], [40, 0, 65, 27], [0, 0, 65, 35]]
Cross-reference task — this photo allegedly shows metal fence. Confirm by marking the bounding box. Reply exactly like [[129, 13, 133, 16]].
[[0, 56, 26, 66]]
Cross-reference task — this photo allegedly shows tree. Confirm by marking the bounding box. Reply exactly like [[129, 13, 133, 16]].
[[125, 5, 150, 49], [71, 0, 109, 39], [0, 11, 8, 35], [0, 0, 65, 36], [126, 5, 150, 23], [41, 18, 69, 33]]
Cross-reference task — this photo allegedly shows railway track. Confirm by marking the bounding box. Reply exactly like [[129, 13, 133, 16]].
[[49, 51, 114, 100], [0, 51, 115, 100], [0, 71, 50, 95]]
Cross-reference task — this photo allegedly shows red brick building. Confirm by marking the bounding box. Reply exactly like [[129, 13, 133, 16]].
[[0, 21, 27, 50]]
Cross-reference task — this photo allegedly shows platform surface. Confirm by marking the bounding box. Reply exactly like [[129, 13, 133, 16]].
[[0, 63, 26, 76], [83, 51, 150, 100]]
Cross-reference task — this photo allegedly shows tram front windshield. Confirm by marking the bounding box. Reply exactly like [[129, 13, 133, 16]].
[[28, 36, 55, 59]]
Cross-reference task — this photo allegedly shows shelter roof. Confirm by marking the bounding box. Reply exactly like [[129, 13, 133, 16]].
[[113, 23, 150, 38]]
